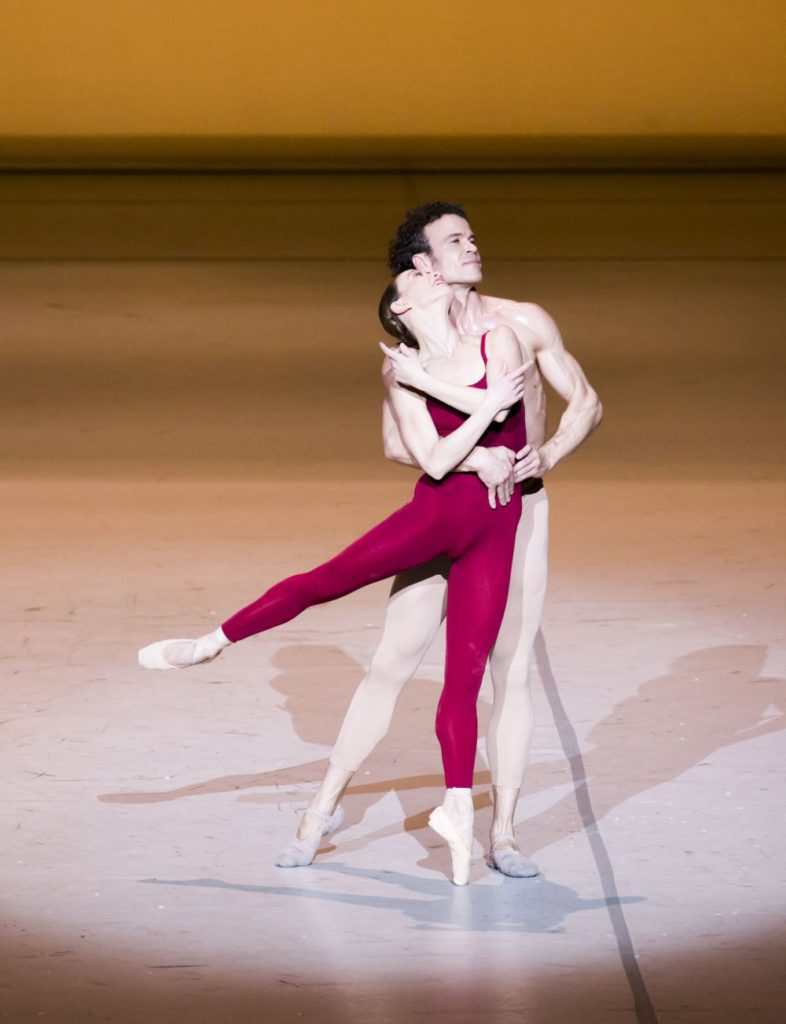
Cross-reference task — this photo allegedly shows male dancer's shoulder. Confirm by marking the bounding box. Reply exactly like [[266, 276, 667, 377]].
[[480, 295, 558, 352]]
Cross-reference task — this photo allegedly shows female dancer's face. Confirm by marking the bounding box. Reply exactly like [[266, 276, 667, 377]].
[[392, 268, 451, 317]]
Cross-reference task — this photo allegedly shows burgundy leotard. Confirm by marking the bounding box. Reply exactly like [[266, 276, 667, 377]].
[[222, 334, 525, 787]]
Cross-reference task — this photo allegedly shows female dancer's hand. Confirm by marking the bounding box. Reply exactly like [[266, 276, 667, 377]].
[[379, 342, 427, 390], [476, 447, 517, 508], [485, 362, 527, 414]]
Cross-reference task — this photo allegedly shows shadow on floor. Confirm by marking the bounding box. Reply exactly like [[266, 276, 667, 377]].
[[100, 642, 784, 865], [141, 864, 644, 934]]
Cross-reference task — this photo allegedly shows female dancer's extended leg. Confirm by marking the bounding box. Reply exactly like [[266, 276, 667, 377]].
[[144, 481, 518, 791]]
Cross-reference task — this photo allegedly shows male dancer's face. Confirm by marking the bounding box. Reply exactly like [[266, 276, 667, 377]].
[[412, 214, 483, 286]]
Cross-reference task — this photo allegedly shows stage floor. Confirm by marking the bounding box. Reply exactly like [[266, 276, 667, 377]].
[[1, 172, 784, 1023]]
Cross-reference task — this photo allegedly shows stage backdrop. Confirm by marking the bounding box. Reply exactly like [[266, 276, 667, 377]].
[[2, 0, 785, 168]]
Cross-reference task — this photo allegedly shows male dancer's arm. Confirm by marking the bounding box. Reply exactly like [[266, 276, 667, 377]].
[[512, 303, 603, 480], [386, 305, 601, 479]]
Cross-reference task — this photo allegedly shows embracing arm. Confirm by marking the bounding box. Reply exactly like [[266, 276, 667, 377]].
[[384, 358, 522, 481], [516, 305, 603, 478], [382, 395, 417, 467], [382, 393, 492, 472], [383, 340, 527, 422], [383, 392, 517, 507], [393, 356, 491, 411]]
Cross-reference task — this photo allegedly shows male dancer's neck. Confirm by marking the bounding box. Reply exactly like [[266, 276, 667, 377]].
[[448, 286, 487, 335]]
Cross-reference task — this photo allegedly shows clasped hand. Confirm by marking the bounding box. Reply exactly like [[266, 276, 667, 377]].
[[476, 447, 516, 508]]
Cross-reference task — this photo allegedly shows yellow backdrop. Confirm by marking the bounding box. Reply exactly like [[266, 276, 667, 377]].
[[2, 0, 784, 165]]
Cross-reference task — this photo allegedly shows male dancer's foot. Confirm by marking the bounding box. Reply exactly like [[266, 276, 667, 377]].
[[274, 804, 346, 867], [138, 627, 231, 670], [274, 763, 352, 868], [487, 785, 539, 878]]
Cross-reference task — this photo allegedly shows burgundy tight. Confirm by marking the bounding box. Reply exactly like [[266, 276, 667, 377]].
[[222, 473, 520, 787]]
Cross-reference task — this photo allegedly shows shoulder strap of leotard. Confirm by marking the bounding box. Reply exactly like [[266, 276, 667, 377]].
[[480, 331, 490, 364]]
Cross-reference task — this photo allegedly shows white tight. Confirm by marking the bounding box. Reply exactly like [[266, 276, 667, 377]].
[[330, 489, 549, 789]]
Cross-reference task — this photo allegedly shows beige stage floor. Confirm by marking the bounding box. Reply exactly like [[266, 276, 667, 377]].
[[1, 172, 785, 1023]]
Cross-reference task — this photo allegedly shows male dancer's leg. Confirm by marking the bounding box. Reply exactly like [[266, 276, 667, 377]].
[[292, 562, 448, 842], [330, 559, 449, 774], [485, 487, 549, 874]]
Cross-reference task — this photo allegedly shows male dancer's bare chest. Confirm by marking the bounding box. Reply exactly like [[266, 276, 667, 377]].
[[477, 301, 547, 445]]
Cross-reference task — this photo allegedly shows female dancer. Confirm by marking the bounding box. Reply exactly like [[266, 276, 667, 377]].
[[138, 269, 526, 884]]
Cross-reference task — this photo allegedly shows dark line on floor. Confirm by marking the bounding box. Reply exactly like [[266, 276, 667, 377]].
[[534, 630, 659, 1024]]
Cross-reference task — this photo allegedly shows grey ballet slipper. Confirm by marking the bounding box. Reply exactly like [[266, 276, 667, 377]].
[[487, 836, 539, 878], [274, 805, 346, 868]]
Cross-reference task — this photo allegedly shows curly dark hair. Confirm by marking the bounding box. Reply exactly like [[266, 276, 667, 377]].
[[378, 281, 418, 349], [387, 201, 468, 274]]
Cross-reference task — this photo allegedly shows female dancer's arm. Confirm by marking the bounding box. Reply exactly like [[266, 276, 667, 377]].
[[382, 396, 502, 472], [386, 357, 522, 481], [384, 326, 526, 420]]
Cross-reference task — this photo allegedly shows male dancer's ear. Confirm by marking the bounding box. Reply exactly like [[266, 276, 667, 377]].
[[411, 252, 433, 273]]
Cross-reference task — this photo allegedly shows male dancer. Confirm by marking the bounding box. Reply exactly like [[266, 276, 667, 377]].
[[277, 203, 603, 876]]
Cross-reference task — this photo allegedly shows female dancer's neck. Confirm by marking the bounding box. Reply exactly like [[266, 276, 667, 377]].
[[411, 308, 462, 360]]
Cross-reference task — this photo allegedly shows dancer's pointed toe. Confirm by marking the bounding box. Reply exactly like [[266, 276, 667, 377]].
[[138, 639, 195, 670], [138, 628, 230, 670], [429, 805, 472, 886]]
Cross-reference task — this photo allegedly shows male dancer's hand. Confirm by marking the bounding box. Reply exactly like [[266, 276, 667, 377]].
[[514, 444, 550, 480], [476, 447, 516, 509]]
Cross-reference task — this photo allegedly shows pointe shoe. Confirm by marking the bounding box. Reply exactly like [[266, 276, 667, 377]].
[[138, 638, 223, 671], [487, 836, 539, 878], [274, 805, 346, 868], [428, 805, 472, 886]]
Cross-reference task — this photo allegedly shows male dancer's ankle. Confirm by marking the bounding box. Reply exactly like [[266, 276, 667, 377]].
[[488, 784, 539, 878], [297, 764, 354, 841], [490, 784, 518, 839]]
